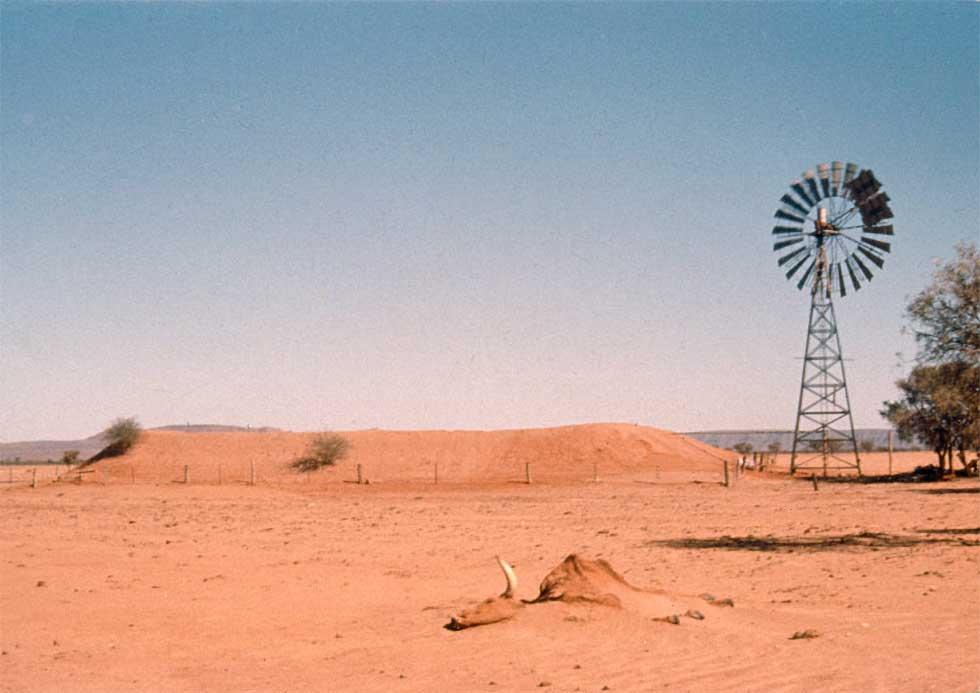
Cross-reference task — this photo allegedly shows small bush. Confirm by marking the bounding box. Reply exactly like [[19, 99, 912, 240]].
[[292, 432, 350, 472], [88, 417, 143, 462], [61, 450, 80, 465], [105, 417, 142, 453]]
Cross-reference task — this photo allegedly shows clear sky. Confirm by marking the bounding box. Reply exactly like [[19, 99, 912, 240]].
[[2, 3, 978, 441]]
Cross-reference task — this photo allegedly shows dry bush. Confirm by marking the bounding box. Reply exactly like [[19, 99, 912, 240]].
[[292, 432, 350, 472]]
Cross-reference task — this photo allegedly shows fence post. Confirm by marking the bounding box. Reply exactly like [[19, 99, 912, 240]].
[[434, 462, 439, 485], [811, 474, 819, 492], [356, 464, 363, 485], [887, 430, 893, 476], [183, 465, 189, 484], [31, 468, 37, 489], [249, 461, 256, 486], [723, 461, 730, 488], [525, 462, 531, 484]]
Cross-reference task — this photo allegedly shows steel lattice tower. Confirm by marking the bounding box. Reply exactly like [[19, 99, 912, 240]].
[[789, 245, 861, 475]]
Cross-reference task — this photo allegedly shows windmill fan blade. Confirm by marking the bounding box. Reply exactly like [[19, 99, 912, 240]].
[[864, 224, 894, 235], [772, 225, 803, 235], [818, 163, 831, 198], [837, 262, 847, 297], [804, 170, 822, 201], [831, 161, 843, 195], [774, 237, 804, 251], [785, 254, 810, 279], [845, 258, 862, 291], [781, 194, 810, 216], [775, 209, 806, 223], [858, 246, 885, 268], [796, 258, 816, 290], [791, 181, 814, 207], [851, 253, 874, 280], [778, 246, 809, 266], [843, 162, 859, 189], [861, 237, 891, 253]]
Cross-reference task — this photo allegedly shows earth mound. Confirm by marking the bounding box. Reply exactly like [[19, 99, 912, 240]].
[[91, 423, 733, 484]]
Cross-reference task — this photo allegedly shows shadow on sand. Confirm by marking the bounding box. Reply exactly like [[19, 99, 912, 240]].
[[648, 530, 980, 553], [914, 487, 980, 495], [795, 466, 979, 486]]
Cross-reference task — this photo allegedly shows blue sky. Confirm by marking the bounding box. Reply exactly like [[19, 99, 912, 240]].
[[2, 3, 977, 440]]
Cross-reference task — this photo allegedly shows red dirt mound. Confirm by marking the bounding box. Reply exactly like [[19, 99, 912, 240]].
[[94, 423, 733, 484]]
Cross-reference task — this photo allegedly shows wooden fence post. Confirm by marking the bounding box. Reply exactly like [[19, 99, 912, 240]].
[[249, 461, 256, 486], [183, 465, 189, 484], [524, 462, 531, 484], [723, 461, 730, 488], [356, 464, 363, 485], [887, 430, 893, 476], [31, 468, 37, 489], [811, 474, 819, 491]]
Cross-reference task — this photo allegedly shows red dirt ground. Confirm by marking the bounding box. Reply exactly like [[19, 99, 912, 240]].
[[2, 425, 978, 692]]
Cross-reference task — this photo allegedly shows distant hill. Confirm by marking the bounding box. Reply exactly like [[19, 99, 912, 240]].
[[0, 433, 108, 463], [685, 428, 922, 452], [0, 424, 280, 463]]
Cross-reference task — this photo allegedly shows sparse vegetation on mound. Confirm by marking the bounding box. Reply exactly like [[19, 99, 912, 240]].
[[291, 432, 350, 472]]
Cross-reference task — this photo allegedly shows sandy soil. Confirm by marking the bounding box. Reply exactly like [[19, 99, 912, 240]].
[[2, 427, 978, 692]]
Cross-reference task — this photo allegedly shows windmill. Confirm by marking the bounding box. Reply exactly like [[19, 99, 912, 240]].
[[772, 162, 894, 475]]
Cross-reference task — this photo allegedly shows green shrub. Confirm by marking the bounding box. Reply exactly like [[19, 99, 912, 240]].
[[733, 442, 753, 455], [292, 432, 350, 472]]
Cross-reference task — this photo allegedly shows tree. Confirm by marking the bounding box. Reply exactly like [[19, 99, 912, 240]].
[[882, 362, 979, 474], [803, 438, 848, 453], [884, 244, 980, 473], [858, 439, 875, 453], [906, 242, 980, 365], [733, 442, 753, 455], [61, 450, 80, 466], [292, 432, 351, 472], [766, 441, 782, 455]]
